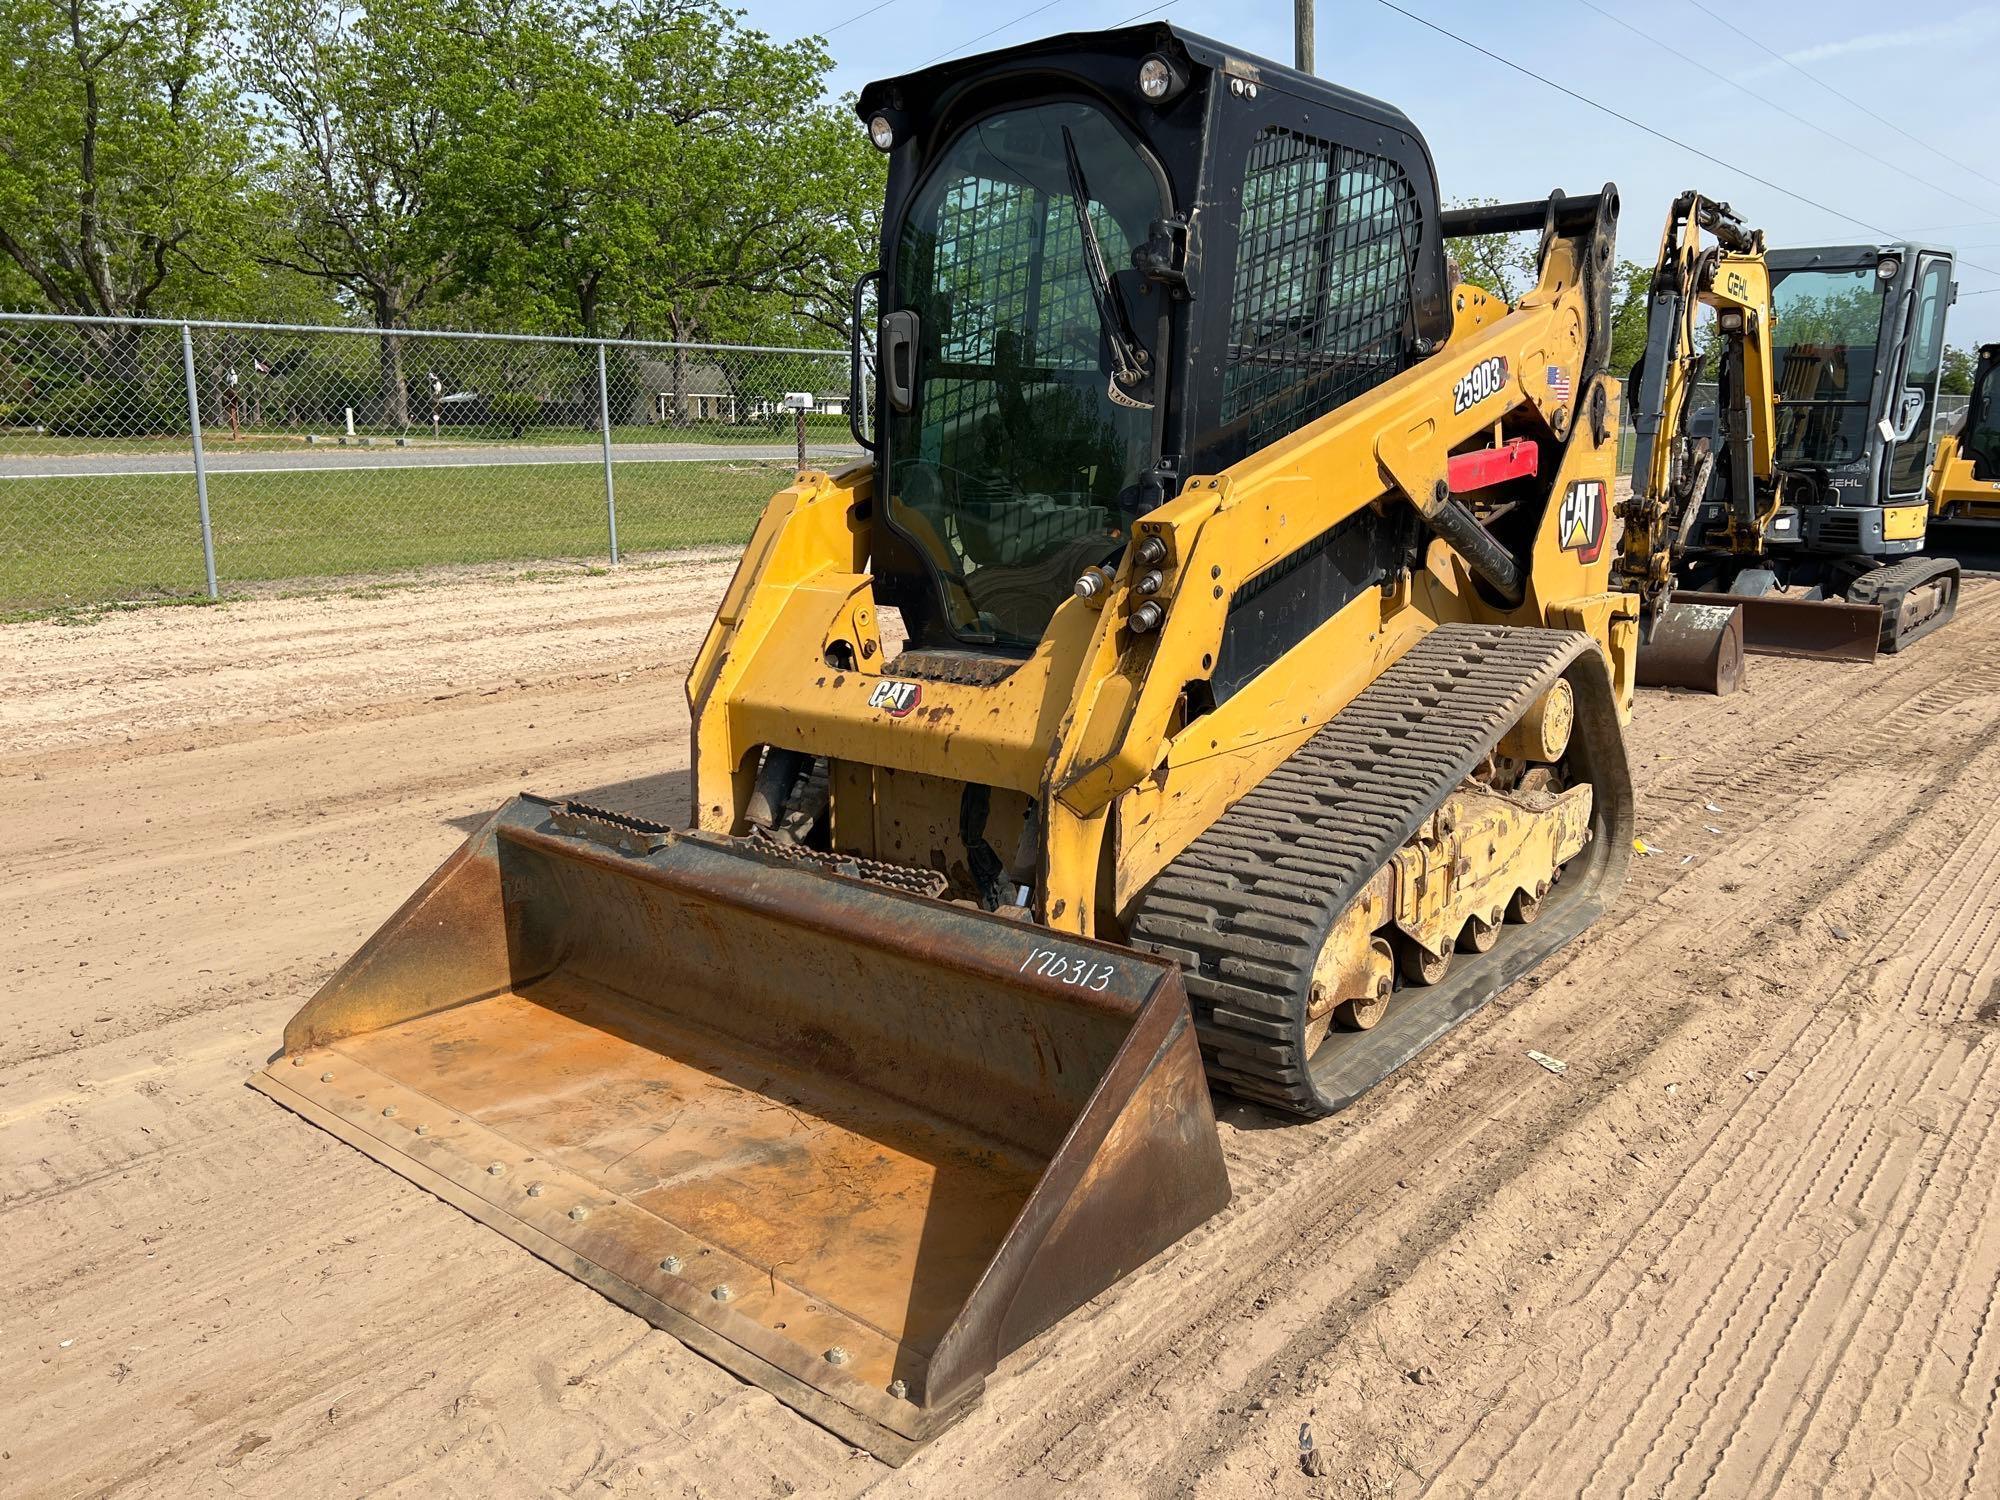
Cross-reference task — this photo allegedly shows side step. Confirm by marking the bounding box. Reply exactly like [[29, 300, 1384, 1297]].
[[1128, 624, 1634, 1117]]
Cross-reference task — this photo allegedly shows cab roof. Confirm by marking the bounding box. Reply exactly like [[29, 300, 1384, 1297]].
[[855, 22, 1423, 140]]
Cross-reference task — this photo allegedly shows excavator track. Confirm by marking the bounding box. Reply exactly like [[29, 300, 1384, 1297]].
[[1845, 554, 1960, 653], [1129, 624, 1634, 1117]]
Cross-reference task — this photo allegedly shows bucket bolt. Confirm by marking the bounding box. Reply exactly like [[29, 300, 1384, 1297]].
[[658, 1256, 682, 1274], [887, 1378, 908, 1400], [486, 1162, 506, 1176], [712, 1284, 734, 1302], [824, 1346, 851, 1366], [568, 1206, 590, 1222]]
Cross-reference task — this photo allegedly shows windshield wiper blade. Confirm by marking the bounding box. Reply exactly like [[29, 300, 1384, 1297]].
[[1060, 127, 1152, 410]]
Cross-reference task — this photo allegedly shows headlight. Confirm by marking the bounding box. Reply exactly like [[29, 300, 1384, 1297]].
[[868, 114, 895, 151], [1137, 52, 1186, 102], [1876, 254, 1901, 281]]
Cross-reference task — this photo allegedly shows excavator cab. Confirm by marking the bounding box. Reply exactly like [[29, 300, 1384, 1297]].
[[1708, 245, 1957, 559]]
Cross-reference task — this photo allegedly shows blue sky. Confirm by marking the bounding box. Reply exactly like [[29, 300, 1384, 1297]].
[[744, 0, 2000, 345]]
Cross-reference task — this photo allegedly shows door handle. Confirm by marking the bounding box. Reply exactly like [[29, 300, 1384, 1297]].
[[881, 310, 919, 414]]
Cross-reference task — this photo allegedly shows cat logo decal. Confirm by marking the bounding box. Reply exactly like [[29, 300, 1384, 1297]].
[[1558, 479, 1607, 563], [867, 679, 923, 717]]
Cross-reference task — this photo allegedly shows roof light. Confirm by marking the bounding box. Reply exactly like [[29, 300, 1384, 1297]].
[[868, 114, 895, 151], [1876, 254, 1901, 281], [1137, 52, 1187, 103]]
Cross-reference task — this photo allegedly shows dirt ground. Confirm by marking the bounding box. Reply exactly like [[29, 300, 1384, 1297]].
[[6, 560, 2000, 1499]]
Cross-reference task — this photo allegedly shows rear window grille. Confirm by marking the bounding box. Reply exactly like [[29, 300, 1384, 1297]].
[[1223, 129, 1421, 451]]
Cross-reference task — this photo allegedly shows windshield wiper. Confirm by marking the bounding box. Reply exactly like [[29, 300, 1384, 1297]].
[[1060, 127, 1153, 410]]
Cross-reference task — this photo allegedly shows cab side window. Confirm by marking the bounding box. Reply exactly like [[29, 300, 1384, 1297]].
[[1223, 128, 1422, 452]]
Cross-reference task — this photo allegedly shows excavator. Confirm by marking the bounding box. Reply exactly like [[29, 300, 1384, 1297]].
[[1623, 192, 1960, 682], [1929, 343, 2000, 528], [252, 25, 1644, 1460]]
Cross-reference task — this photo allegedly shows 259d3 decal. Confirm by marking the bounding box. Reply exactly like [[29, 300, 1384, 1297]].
[[1453, 355, 1509, 414]]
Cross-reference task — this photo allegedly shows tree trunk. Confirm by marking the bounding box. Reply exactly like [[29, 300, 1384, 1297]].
[[377, 330, 410, 429]]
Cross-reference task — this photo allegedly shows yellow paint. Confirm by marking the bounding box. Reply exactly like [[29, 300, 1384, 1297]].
[[1882, 503, 1928, 542], [688, 214, 1631, 938]]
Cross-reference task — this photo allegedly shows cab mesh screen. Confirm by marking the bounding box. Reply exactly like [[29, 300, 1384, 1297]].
[[1223, 129, 1421, 450]]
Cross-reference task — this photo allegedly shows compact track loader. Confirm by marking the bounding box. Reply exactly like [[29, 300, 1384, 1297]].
[[255, 25, 1641, 1459], [1929, 343, 2000, 530], [1624, 193, 1960, 681]]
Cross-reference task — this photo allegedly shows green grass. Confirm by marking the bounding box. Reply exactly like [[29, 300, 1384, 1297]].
[[0, 458, 788, 610]]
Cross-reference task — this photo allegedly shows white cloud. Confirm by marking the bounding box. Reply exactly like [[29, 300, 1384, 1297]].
[[1734, 5, 2000, 78]]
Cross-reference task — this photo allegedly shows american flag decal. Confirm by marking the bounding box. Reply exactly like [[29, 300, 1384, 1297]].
[[1547, 364, 1572, 402]]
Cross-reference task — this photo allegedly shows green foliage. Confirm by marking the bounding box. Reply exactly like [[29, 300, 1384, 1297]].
[[487, 391, 542, 437], [1942, 345, 1976, 396], [32, 383, 183, 436], [1442, 200, 1540, 304], [1608, 262, 1652, 384], [0, 0, 267, 329]]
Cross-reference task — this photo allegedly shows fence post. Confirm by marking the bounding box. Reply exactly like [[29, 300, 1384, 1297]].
[[180, 322, 219, 599], [596, 342, 620, 564]]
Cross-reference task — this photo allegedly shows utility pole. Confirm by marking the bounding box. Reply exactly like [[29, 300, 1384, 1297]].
[[1295, 0, 1314, 73]]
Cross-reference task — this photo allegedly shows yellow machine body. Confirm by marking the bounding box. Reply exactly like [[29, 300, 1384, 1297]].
[[254, 26, 1643, 1462]]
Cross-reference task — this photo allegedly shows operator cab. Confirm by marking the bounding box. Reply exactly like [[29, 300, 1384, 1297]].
[[1962, 345, 2000, 481], [1763, 244, 1955, 553], [853, 24, 1451, 652]]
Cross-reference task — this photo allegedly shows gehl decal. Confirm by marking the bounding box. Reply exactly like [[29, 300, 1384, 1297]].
[[1453, 355, 1509, 415], [867, 679, 923, 717], [1558, 479, 1608, 564]]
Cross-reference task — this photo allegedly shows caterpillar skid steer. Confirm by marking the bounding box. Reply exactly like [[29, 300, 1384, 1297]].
[[1928, 343, 2000, 530], [1623, 192, 1960, 682], [254, 24, 1638, 1461]]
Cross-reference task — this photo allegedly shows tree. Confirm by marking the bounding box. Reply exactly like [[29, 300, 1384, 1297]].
[[1442, 199, 1539, 304], [1942, 344, 1976, 396], [0, 0, 258, 379], [431, 1, 882, 349], [1607, 261, 1652, 385], [233, 0, 466, 425]]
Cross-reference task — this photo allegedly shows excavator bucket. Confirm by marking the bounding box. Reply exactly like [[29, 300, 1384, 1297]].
[[251, 797, 1229, 1462], [1635, 599, 1748, 694]]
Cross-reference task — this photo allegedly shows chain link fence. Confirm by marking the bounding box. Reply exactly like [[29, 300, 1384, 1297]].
[[0, 312, 859, 612]]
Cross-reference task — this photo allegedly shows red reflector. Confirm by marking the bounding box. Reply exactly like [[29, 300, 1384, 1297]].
[[1447, 439, 1540, 493]]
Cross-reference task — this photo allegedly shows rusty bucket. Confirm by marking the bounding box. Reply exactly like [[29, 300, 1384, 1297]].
[[1635, 598, 1747, 694], [252, 796, 1228, 1461]]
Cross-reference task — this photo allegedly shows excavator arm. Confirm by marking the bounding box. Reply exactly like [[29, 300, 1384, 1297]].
[[1619, 191, 1777, 633]]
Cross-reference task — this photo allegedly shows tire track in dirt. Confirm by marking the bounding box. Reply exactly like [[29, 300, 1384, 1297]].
[[8, 573, 2000, 1499], [982, 597, 2000, 1499]]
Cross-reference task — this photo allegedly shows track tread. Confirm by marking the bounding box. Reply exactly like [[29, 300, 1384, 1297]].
[[1129, 624, 1609, 1116]]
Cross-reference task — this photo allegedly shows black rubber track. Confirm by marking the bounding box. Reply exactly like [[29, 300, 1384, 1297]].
[[1129, 623, 1634, 1117], [1846, 554, 1961, 653]]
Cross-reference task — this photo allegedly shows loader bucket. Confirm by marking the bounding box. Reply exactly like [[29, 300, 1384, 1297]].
[[1672, 588, 1882, 663], [1636, 599, 1747, 694], [251, 796, 1229, 1462]]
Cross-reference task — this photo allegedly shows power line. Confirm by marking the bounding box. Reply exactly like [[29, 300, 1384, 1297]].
[[1365, 0, 2000, 289], [922, 1, 1066, 66], [924, 0, 1181, 71], [1679, 0, 2000, 198], [1574, 0, 2000, 224], [822, 1, 904, 37]]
